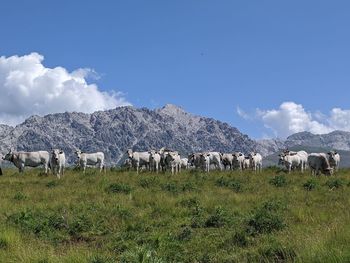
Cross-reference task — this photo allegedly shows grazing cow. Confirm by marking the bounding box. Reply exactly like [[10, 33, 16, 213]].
[[248, 152, 262, 172], [243, 156, 251, 170], [180, 158, 189, 170], [149, 150, 161, 173], [327, 151, 340, 172], [50, 149, 66, 179], [308, 153, 333, 176], [188, 153, 202, 169], [126, 149, 150, 174], [221, 153, 234, 170], [232, 152, 245, 170], [199, 153, 210, 173], [75, 150, 105, 173], [165, 152, 181, 174], [2, 150, 50, 173], [278, 150, 308, 173]]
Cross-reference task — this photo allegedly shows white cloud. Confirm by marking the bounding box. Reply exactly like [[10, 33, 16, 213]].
[[0, 53, 131, 125], [238, 101, 350, 138], [236, 106, 251, 120]]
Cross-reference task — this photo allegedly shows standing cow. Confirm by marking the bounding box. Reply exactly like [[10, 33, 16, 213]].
[[188, 153, 202, 169], [126, 149, 150, 174], [199, 153, 210, 173], [327, 151, 340, 172], [278, 150, 308, 173], [50, 149, 66, 179], [164, 152, 181, 174], [180, 158, 189, 170], [308, 153, 333, 176], [248, 152, 262, 173], [75, 150, 105, 173], [149, 150, 161, 173], [2, 150, 50, 173], [221, 153, 234, 170], [233, 152, 245, 170]]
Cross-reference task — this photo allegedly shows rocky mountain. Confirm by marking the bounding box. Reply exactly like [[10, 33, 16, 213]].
[[0, 104, 258, 165], [257, 130, 350, 155]]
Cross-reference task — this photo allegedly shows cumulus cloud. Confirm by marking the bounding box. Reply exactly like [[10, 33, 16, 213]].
[[237, 101, 350, 138], [0, 53, 131, 125]]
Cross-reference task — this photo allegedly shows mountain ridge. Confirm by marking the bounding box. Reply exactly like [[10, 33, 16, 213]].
[[1, 104, 349, 166]]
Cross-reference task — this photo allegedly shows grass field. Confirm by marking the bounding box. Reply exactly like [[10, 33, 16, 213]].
[[0, 167, 349, 263]]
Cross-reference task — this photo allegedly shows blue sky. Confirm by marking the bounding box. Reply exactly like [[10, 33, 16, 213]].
[[0, 1, 350, 138]]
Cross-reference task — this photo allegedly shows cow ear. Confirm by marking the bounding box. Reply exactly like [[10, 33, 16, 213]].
[[335, 151, 338, 154]]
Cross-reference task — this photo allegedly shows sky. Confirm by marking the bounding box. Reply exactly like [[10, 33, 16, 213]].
[[0, 0, 350, 138]]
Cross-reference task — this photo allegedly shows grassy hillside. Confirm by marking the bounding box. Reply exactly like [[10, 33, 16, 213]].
[[0, 168, 349, 262]]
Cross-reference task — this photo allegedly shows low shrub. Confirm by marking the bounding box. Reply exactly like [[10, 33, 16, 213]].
[[120, 246, 164, 263], [105, 183, 132, 194], [246, 201, 286, 236], [139, 177, 159, 188], [0, 237, 8, 249], [205, 206, 229, 228], [190, 204, 205, 228], [258, 240, 297, 263], [13, 191, 27, 201], [303, 179, 318, 191], [178, 197, 200, 208], [326, 178, 345, 189], [177, 226, 192, 241], [269, 175, 287, 187], [215, 176, 242, 192], [46, 180, 58, 188]]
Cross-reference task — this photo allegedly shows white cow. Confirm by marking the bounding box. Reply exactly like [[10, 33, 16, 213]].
[[308, 153, 333, 176], [149, 150, 161, 173], [243, 157, 251, 170], [198, 152, 222, 172], [126, 149, 150, 174], [233, 152, 245, 170], [2, 150, 50, 173], [278, 150, 308, 173], [165, 152, 181, 174], [221, 153, 234, 170], [327, 151, 340, 172], [50, 149, 66, 179], [75, 150, 105, 173], [180, 158, 189, 170], [188, 153, 202, 169], [248, 152, 262, 173], [199, 153, 210, 173], [159, 148, 178, 172]]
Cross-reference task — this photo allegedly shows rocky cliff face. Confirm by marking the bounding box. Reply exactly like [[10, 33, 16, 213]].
[[0, 104, 258, 165]]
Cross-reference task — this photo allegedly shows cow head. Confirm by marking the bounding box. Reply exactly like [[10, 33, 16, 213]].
[[75, 150, 82, 159], [52, 149, 63, 162], [3, 149, 14, 162], [126, 149, 133, 159]]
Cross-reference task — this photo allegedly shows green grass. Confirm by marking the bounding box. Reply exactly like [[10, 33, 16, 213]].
[[0, 167, 349, 262]]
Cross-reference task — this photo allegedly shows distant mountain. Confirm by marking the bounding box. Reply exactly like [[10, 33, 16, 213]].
[[258, 130, 350, 167], [1, 104, 349, 167], [257, 130, 350, 155], [0, 104, 258, 165]]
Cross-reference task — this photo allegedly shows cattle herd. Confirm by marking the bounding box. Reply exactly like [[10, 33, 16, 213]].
[[0, 147, 341, 178]]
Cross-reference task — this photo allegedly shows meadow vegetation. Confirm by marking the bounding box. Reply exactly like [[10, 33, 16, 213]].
[[0, 167, 349, 262]]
